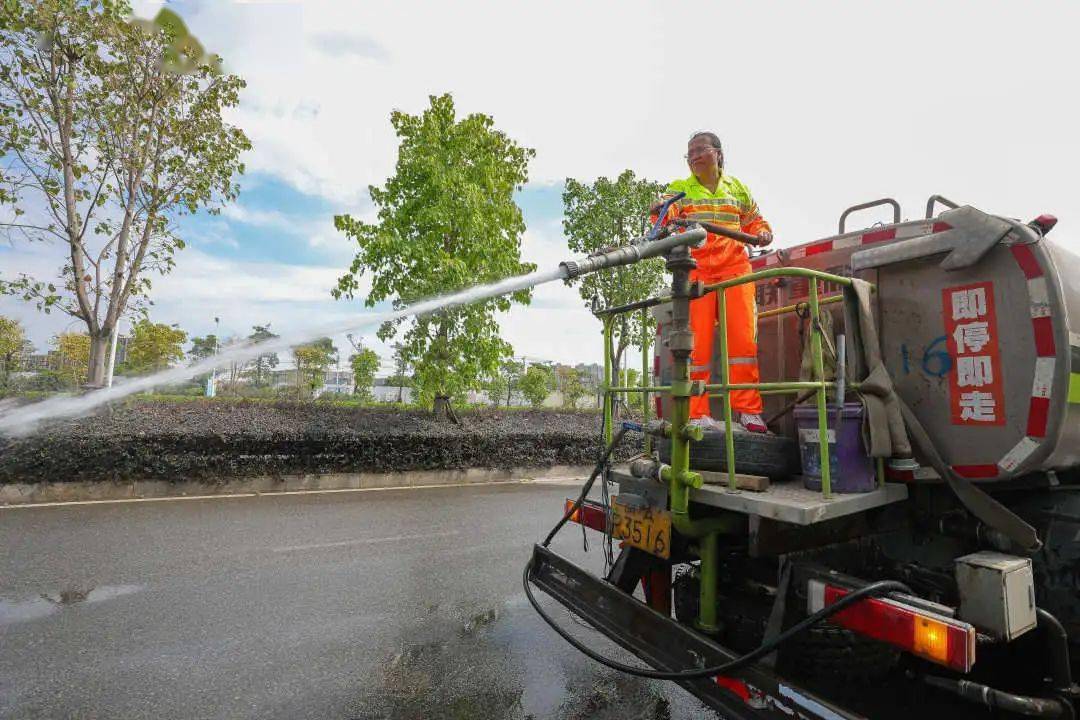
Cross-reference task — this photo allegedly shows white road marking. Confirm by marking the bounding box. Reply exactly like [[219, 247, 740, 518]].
[[0, 480, 528, 510], [273, 531, 461, 553]]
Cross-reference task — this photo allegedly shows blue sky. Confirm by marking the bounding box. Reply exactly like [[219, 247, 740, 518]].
[[4, 0, 1079, 372]]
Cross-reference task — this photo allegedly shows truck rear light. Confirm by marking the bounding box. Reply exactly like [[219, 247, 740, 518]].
[[564, 498, 608, 533], [807, 580, 975, 673]]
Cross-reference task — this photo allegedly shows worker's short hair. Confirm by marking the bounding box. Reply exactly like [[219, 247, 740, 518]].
[[688, 130, 724, 172]]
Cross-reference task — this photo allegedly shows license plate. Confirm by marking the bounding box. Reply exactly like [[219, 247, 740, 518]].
[[611, 498, 671, 559]]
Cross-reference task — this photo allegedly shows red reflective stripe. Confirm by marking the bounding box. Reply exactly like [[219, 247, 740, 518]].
[[655, 396, 662, 418], [952, 464, 999, 479], [931, 221, 952, 233], [806, 240, 833, 256], [715, 676, 752, 702], [750, 256, 768, 270], [1011, 244, 1044, 279], [862, 228, 897, 244], [1033, 316, 1056, 356], [1027, 396, 1051, 438]]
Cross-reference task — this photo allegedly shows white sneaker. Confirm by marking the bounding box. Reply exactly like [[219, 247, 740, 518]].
[[689, 416, 747, 433], [739, 413, 769, 433]]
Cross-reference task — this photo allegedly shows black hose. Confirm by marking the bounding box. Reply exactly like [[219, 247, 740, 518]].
[[524, 559, 909, 680], [541, 426, 627, 548], [923, 676, 1068, 718], [1037, 608, 1074, 694]]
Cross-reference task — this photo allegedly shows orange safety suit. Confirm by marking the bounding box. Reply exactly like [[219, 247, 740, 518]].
[[654, 174, 771, 418]]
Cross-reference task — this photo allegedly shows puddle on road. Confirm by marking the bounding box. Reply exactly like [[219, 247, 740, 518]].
[[0, 584, 144, 626], [349, 599, 684, 720]]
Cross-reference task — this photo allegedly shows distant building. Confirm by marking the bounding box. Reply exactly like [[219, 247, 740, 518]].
[[270, 367, 357, 397]]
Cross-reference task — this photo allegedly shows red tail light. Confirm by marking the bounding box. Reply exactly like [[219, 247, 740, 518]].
[[808, 580, 976, 673], [564, 499, 608, 533]]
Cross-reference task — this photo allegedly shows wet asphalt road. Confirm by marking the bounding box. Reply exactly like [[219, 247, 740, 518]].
[[0, 483, 713, 720]]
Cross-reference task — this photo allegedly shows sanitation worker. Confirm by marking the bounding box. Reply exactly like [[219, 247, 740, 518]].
[[652, 131, 773, 433]]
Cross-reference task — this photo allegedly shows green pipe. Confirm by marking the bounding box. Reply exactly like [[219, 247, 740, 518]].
[[759, 294, 844, 319], [703, 266, 859, 293], [697, 531, 720, 633], [704, 381, 832, 392], [603, 318, 613, 446], [809, 280, 832, 498], [607, 386, 668, 393], [717, 288, 738, 492]]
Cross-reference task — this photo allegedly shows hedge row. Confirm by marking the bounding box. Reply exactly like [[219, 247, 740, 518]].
[[0, 400, 639, 483]]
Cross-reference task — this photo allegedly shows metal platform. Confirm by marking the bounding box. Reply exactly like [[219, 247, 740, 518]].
[[690, 478, 908, 525]]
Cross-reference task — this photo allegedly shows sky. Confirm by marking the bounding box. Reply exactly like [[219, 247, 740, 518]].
[[3, 0, 1079, 373]]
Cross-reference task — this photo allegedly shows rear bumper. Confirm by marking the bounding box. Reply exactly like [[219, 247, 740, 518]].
[[528, 544, 864, 720]]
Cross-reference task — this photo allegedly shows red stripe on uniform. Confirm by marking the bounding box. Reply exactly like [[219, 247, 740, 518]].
[[1027, 396, 1051, 438], [952, 464, 1000, 479], [1010, 244, 1044, 279], [931, 221, 952, 233], [655, 396, 662, 418], [861, 228, 897, 244], [806, 241, 834, 256], [1033, 316, 1056, 356]]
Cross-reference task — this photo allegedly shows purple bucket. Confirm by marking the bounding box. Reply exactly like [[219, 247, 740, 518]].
[[793, 403, 875, 493]]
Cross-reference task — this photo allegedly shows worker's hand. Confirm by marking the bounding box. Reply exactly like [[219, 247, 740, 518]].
[[756, 231, 773, 247], [648, 200, 665, 216]]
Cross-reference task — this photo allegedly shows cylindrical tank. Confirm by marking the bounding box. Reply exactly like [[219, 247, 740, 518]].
[[653, 208, 1080, 482]]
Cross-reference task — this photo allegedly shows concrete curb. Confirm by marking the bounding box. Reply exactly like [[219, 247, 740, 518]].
[[0, 465, 593, 506]]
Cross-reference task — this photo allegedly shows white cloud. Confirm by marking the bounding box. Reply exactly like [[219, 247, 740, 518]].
[[154, 1, 1080, 246]]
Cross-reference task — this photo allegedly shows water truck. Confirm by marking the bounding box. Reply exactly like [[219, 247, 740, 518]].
[[526, 194, 1080, 719]]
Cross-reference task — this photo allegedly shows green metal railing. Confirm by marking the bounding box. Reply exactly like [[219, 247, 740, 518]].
[[597, 263, 879, 634], [601, 267, 870, 500]]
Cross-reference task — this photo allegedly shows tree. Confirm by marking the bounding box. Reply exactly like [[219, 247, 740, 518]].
[[121, 318, 186, 374], [333, 93, 535, 421], [349, 347, 379, 402], [188, 334, 218, 362], [246, 325, 279, 387], [557, 366, 586, 409], [483, 371, 508, 408], [52, 331, 90, 388], [519, 364, 555, 409], [0, 3, 250, 386], [293, 337, 336, 400], [0, 316, 31, 390], [563, 171, 665, 408], [483, 359, 522, 408]]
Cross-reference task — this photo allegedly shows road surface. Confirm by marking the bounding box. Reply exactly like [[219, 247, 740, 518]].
[[0, 482, 713, 719]]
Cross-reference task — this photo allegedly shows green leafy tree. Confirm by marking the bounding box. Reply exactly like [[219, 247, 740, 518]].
[[519, 364, 555, 409], [483, 371, 508, 408], [483, 359, 523, 408], [563, 171, 665, 405], [557, 366, 586, 409], [246, 324, 279, 387], [293, 337, 336, 400], [188, 334, 218, 362], [333, 93, 535, 420], [349, 347, 379, 402], [122, 319, 186, 374], [51, 331, 90, 388], [0, 316, 31, 390], [0, 3, 250, 386]]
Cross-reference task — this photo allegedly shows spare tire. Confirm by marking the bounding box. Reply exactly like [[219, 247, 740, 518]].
[[659, 429, 800, 478]]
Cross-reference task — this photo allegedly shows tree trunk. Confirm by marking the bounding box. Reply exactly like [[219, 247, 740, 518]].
[[433, 394, 459, 423], [86, 332, 110, 388]]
